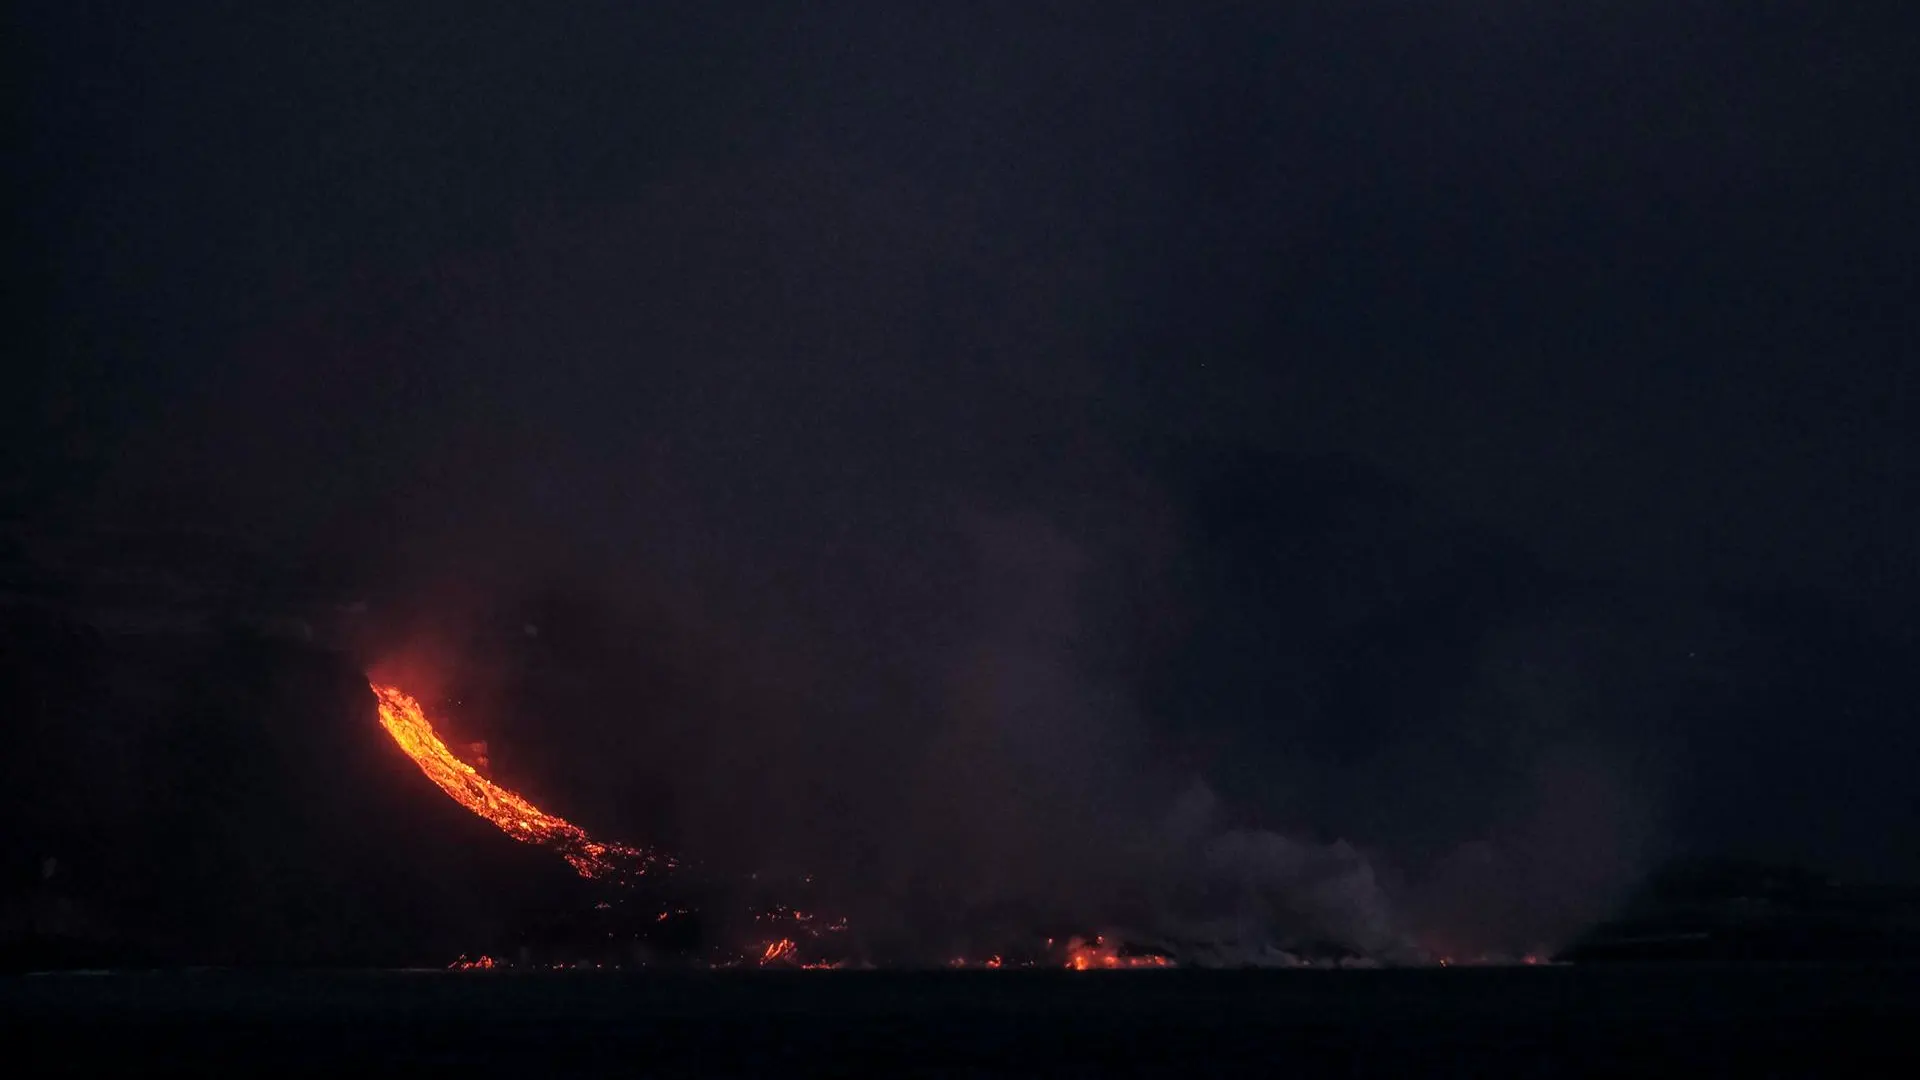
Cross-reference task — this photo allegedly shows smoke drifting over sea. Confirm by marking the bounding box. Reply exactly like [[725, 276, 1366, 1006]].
[[75, 151, 1909, 964]]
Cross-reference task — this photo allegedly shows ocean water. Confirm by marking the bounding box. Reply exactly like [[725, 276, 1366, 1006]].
[[5, 966, 1916, 1076]]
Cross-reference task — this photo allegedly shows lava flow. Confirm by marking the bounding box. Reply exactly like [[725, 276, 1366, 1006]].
[[370, 682, 669, 879], [374, 681, 1186, 971], [1063, 935, 1173, 970]]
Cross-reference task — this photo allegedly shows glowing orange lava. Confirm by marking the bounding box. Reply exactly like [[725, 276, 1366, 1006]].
[[1063, 935, 1173, 970], [370, 682, 669, 879]]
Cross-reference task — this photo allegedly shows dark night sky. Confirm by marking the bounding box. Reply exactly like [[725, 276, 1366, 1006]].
[[8, 3, 1919, 951]]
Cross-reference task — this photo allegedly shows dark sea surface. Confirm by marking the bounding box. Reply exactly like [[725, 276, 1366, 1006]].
[[5, 967, 1917, 1076]]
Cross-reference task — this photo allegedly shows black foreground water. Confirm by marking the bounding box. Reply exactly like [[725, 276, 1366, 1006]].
[[5, 967, 1917, 1076]]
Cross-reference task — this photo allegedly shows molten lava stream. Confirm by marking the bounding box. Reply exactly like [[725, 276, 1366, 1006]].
[[369, 682, 667, 879]]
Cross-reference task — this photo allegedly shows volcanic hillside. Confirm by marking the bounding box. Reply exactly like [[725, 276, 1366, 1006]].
[[0, 605, 585, 969]]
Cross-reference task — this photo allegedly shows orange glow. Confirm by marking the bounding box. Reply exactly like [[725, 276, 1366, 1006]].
[[1062, 935, 1173, 970], [448, 954, 497, 970], [761, 939, 797, 964], [370, 682, 669, 879]]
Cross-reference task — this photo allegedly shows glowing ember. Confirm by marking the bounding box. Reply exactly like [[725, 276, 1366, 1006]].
[[761, 939, 797, 964], [947, 954, 1010, 970], [370, 682, 670, 879], [1063, 935, 1173, 970], [448, 954, 498, 970]]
